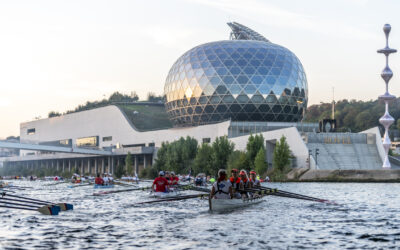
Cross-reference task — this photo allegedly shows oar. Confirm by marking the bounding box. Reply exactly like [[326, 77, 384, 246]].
[[67, 183, 92, 188], [113, 180, 138, 187], [0, 200, 60, 215], [93, 186, 152, 196], [176, 184, 210, 193], [135, 193, 209, 205], [1, 192, 73, 211], [258, 186, 335, 203], [244, 187, 335, 204], [0, 204, 60, 215], [45, 181, 69, 186]]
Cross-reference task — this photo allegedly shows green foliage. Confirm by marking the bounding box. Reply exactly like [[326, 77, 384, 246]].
[[305, 99, 398, 132], [139, 166, 158, 179], [246, 134, 265, 169], [48, 111, 61, 118], [193, 143, 214, 175], [153, 136, 198, 174], [147, 92, 163, 102], [115, 164, 125, 178], [210, 136, 235, 175], [125, 152, 133, 175], [227, 150, 248, 173], [273, 135, 291, 171], [254, 147, 267, 175]]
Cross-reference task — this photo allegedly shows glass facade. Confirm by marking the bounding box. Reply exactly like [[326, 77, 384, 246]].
[[164, 34, 308, 127]]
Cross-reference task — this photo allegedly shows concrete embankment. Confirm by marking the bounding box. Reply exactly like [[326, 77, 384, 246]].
[[286, 168, 400, 182]]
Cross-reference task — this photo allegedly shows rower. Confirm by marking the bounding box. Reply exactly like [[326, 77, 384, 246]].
[[239, 170, 251, 198], [170, 172, 179, 185], [103, 174, 109, 185], [152, 171, 169, 193], [229, 169, 242, 198], [165, 171, 172, 185], [210, 169, 232, 199], [95, 173, 104, 185], [249, 171, 261, 188], [108, 173, 114, 184]]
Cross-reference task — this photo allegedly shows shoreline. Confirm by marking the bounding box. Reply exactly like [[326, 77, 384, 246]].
[[285, 168, 400, 183]]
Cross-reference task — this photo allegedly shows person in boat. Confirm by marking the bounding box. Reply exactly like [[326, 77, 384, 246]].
[[103, 174, 109, 185], [229, 169, 243, 198], [165, 171, 172, 185], [210, 169, 232, 199], [170, 172, 179, 185], [195, 173, 206, 186], [239, 170, 251, 198], [95, 173, 104, 185], [249, 171, 261, 188], [108, 173, 114, 184], [152, 171, 169, 193]]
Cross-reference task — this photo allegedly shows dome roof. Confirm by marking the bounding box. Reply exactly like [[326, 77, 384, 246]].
[[164, 23, 308, 126]]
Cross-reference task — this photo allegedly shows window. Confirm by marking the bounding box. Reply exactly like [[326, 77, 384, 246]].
[[27, 128, 35, 135], [76, 136, 98, 147], [148, 142, 155, 147], [203, 138, 211, 143], [102, 136, 112, 142]]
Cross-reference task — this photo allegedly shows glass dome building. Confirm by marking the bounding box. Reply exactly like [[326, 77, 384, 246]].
[[164, 22, 308, 127]]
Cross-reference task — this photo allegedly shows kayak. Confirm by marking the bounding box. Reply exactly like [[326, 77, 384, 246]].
[[94, 184, 115, 189], [209, 196, 265, 212]]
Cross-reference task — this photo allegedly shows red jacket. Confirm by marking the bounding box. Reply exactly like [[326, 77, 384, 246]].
[[95, 177, 104, 185]]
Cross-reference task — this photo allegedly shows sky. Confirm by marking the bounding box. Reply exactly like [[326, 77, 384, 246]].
[[1, 0, 400, 138]]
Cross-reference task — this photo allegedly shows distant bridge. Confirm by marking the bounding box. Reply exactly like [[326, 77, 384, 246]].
[[0, 141, 113, 156]]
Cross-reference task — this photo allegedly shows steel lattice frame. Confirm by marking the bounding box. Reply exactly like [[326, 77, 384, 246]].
[[164, 23, 308, 127]]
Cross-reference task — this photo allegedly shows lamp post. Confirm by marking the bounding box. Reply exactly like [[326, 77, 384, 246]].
[[377, 24, 396, 168]]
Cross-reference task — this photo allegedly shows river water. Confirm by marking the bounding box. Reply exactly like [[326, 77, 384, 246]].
[[0, 181, 399, 249]]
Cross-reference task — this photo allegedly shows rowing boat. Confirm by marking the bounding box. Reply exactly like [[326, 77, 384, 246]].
[[149, 190, 180, 199], [209, 196, 265, 212], [93, 184, 114, 189]]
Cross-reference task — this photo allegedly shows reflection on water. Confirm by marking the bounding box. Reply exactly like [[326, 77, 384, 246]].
[[0, 181, 399, 249]]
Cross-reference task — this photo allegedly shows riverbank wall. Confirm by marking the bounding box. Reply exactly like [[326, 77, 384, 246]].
[[286, 168, 400, 182]]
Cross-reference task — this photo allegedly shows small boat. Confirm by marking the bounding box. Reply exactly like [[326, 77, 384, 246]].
[[93, 184, 115, 189], [149, 190, 180, 198], [209, 196, 265, 212]]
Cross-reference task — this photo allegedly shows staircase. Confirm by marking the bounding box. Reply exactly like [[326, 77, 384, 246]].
[[305, 133, 382, 170]]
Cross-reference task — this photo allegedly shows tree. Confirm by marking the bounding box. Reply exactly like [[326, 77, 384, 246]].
[[273, 135, 291, 171], [125, 152, 134, 176], [254, 148, 267, 175], [227, 150, 248, 173], [130, 91, 139, 101], [48, 111, 61, 118], [115, 164, 125, 178], [397, 119, 400, 131], [147, 92, 163, 102], [153, 137, 198, 174], [211, 136, 235, 175], [246, 134, 265, 169], [153, 142, 169, 171], [193, 143, 214, 175]]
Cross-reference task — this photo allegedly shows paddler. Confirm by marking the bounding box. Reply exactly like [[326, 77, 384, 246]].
[[210, 169, 232, 199], [152, 171, 169, 193], [95, 173, 104, 185], [229, 169, 243, 198]]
